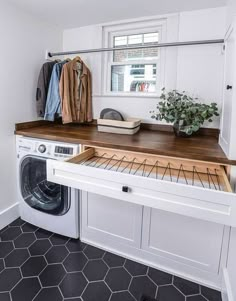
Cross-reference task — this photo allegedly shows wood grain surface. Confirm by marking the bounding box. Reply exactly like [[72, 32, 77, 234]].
[[15, 121, 234, 165]]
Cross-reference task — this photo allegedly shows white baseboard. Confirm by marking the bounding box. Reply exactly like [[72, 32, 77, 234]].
[[0, 203, 19, 230], [222, 269, 234, 301]]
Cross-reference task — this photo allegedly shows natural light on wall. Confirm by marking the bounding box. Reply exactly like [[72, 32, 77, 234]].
[[111, 32, 159, 93]]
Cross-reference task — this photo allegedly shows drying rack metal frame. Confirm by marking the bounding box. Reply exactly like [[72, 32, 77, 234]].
[[68, 147, 231, 193]]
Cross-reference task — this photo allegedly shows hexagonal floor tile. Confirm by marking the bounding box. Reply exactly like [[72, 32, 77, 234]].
[[49, 234, 69, 245], [174, 277, 200, 296], [0, 226, 8, 234], [63, 252, 87, 272], [82, 281, 111, 301], [125, 260, 148, 276], [84, 245, 105, 259], [64, 299, 82, 301], [9, 218, 25, 227], [103, 252, 125, 268], [0, 292, 11, 301], [60, 272, 88, 299], [14, 233, 36, 248], [129, 276, 157, 301], [66, 239, 86, 252], [0, 241, 14, 258], [21, 223, 38, 233], [21, 256, 47, 277], [0, 268, 21, 291], [187, 296, 207, 301], [11, 277, 41, 301], [105, 267, 131, 292], [45, 245, 69, 263], [201, 286, 222, 301], [148, 268, 173, 286], [35, 228, 52, 239], [5, 249, 29, 267], [0, 227, 22, 241], [157, 285, 185, 301], [29, 239, 51, 256], [34, 287, 63, 301], [84, 259, 108, 281], [110, 291, 135, 301], [39, 264, 66, 287]]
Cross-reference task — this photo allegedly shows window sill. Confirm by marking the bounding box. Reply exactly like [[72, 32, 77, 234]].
[[93, 93, 160, 99]]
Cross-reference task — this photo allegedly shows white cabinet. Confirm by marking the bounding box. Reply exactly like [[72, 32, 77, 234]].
[[80, 191, 143, 248], [80, 192, 227, 287], [220, 21, 236, 160], [46, 145, 233, 287], [141, 208, 225, 273]]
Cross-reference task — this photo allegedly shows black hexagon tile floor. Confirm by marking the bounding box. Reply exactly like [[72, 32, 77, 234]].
[[0, 218, 222, 301]]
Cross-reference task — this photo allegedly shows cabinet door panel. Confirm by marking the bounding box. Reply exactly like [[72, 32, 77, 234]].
[[81, 192, 143, 248], [142, 208, 224, 273], [220, 25, 236, 158]]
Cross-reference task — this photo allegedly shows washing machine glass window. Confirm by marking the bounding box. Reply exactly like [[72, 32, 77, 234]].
[[20, 156, 70, 216]]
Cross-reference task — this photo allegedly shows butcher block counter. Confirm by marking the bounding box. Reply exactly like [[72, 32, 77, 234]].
[[15, 120, 235, 165]]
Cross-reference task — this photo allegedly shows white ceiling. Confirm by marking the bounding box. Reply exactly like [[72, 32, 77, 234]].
[[8, 0, 227, 29]]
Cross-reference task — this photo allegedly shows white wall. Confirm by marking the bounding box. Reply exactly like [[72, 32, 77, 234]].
[[63, 7, 226, 127], [177, 7, 226, 130], [0, 2, 62, 217], [226, 0, 236, 29]]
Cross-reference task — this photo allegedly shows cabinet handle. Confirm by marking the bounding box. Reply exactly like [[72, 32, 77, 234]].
[[122, 186, 129, 193], [227, 85, 233, 90]]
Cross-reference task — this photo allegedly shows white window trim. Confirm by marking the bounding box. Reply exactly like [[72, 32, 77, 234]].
[[101, 18, 167, 98]]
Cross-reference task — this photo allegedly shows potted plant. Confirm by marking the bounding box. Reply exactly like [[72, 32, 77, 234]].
[[151, 88, 219, 137]]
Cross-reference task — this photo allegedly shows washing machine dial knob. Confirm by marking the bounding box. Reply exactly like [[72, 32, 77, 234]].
[[38, 144, 46, 153]]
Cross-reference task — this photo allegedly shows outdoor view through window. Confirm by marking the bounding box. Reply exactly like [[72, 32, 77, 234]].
[[111, 32, 159, 93]]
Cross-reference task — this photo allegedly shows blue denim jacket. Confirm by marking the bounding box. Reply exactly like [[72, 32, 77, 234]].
[[44, 61, 67, 121]]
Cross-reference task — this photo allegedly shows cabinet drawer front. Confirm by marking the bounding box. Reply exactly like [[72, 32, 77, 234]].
[[47, 147, 236, 227]]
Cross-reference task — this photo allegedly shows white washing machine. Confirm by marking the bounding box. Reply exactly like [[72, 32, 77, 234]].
[[16, 136, 80, 238]]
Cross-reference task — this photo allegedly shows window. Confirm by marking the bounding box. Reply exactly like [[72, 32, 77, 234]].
[[103, 20, 166, 96]]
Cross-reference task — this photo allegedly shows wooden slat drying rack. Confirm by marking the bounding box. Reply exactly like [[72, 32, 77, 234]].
[[48, 39, 224, 57]]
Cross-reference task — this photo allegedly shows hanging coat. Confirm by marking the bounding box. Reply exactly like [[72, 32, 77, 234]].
[[59, 57, 92, 124], [36, 61, 56, 117]]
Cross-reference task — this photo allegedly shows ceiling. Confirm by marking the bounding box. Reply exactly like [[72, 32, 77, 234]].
[[8, 0, 227, 29]]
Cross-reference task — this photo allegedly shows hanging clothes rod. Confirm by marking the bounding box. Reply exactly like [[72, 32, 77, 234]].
[[48, 39, 224, 57]]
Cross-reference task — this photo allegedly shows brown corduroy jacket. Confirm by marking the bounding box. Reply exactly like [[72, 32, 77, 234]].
[[59, 57, 92, 124]]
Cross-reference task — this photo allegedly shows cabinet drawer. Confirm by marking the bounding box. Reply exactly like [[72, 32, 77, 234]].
[[47, 146, 236, 227]]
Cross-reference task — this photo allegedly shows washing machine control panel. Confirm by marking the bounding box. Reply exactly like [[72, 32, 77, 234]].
[[16, 137, 80, 160]]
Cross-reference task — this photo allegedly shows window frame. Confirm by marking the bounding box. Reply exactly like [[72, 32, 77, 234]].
[[102, 19, 167, 98]]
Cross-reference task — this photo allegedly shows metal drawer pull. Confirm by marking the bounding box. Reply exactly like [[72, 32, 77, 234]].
[[122, 186, 129, 193], [227, 85, 233, 90]]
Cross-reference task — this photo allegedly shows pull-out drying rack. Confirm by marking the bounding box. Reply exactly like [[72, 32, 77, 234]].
[[68, 147, 231, 192], [80, 153, 222, 191], [47, 145, 236, 227]]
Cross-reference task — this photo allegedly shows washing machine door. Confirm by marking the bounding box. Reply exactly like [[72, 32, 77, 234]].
[[20, 156, 70, 216]]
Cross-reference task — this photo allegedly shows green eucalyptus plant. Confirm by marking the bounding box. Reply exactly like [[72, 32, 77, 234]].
[[151, 88, 219, 136]]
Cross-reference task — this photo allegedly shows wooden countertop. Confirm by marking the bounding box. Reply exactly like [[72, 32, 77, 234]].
[[15, 121, 235, 165]]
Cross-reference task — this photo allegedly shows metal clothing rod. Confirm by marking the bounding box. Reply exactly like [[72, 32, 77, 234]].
[[48, 39, 224, 57]]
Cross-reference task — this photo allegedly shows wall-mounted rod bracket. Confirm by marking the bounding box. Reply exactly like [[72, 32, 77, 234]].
[[47, 39, 224, 58]]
